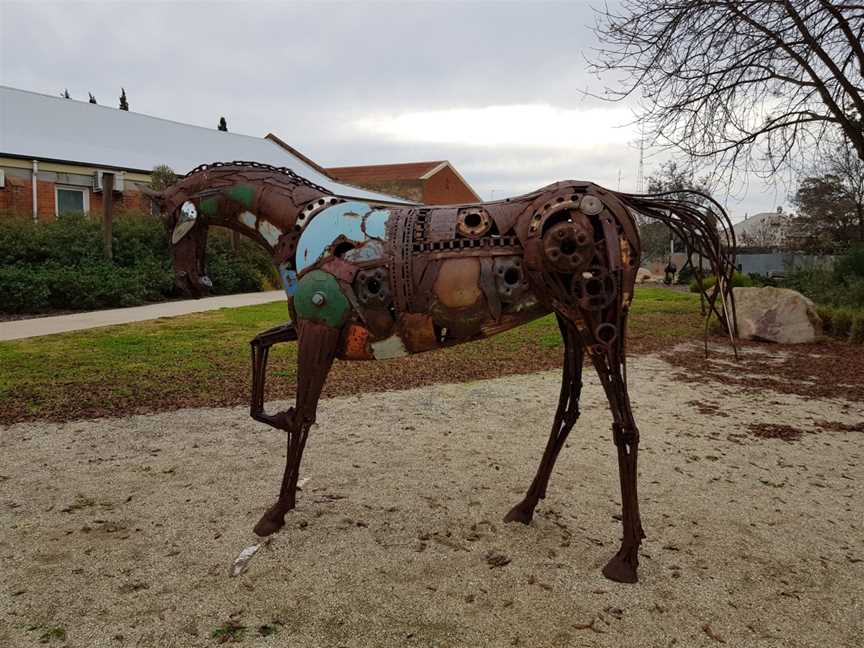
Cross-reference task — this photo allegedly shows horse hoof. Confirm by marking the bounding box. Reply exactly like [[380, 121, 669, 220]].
[[503, 500, 534, 525], [253, 507, 285, 537], [602, 552, 639, 584]]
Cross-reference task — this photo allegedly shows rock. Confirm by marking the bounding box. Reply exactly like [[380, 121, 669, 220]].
[[733, 287, 822, 344], [636, 268, 655, 283]]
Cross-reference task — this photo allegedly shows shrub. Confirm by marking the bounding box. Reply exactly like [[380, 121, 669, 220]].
[[816, 306, 834, 334], [831, 308, 853, 340], [0, 213, 277, 314], [675, 265, 695, 285], [689, 271, 753, 293], [850, 314, 864, 345], [833, 244, 864, 280], [782, 246, 864, 309]]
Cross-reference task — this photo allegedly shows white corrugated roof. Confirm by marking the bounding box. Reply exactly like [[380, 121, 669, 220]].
[[0, 85, 412, 204]]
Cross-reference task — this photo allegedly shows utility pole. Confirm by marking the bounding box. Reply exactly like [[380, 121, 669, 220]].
[[102, 172, 114, 260]]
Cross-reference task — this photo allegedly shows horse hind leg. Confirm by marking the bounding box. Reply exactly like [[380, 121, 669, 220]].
[[591, 343, 645, 584], [253, 319, 341, 537], [504, 314, 583, 524]]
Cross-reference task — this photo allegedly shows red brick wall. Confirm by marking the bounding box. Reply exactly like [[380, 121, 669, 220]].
[[0, 174, 33, 216], [0, 175, 148, 220], [423, 166, 479, 205], [36, 180, 55, 220]]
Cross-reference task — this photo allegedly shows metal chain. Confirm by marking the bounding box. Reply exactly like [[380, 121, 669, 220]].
[[184, 160, 333, 195]]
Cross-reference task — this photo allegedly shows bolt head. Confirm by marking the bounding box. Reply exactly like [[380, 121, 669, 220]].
[[311, 291, 326, 306]]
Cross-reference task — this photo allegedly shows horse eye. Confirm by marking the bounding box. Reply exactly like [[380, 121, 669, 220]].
[[180, 201, 198, 222]]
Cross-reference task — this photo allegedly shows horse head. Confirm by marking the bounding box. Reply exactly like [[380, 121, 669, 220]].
[[142, 186, 213, 298]]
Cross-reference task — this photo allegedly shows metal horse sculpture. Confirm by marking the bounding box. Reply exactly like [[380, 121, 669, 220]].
[[149, 161, 737, 583]]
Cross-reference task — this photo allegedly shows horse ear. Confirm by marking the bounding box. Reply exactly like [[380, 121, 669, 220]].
[[141, 186, 163, 204], [141, 187, 168, 219]]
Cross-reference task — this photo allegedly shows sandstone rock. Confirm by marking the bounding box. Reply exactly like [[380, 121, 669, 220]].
[[636, 268, 655, 283], [733, 287, 822, 344]]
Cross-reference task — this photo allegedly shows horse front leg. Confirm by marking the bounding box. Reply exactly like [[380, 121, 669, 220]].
[[504, 314, 583, 524], [253, 319, 341, 537]]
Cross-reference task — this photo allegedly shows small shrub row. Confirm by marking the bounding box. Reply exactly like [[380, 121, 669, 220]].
[[781, 245, 864, 309], [688, 271, 754, 293], [0, 212, 278, 314], [815, 305, 864, 344]]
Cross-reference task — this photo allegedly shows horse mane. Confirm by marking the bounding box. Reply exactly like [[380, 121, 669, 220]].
[[183, 160, 334, 196]]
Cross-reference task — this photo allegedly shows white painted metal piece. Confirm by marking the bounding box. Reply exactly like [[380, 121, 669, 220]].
[[371, 335, 408, 360]]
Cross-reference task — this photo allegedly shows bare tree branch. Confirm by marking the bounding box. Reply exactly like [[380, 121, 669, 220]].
[[590, 1, 864, 177]]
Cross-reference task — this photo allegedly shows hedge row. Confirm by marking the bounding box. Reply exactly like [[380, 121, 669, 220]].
[[0, 213, 278, 314]]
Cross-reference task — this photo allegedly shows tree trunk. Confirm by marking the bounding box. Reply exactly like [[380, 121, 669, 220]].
[[102, 173, 114, 260]]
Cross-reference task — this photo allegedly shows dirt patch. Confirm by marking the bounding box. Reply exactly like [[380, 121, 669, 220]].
[[1, 353, 862, 647], [747, 423, 805, 441], [663, 338, 864, 403]]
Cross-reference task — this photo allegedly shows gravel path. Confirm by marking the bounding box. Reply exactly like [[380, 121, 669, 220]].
[[1, 351, 862, 647]]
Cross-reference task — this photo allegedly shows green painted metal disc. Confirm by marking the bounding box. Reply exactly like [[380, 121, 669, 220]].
[[292, 270, 350, 328]]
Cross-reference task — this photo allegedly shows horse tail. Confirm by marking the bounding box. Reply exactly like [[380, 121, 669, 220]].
[[616, 190, 738, 356]]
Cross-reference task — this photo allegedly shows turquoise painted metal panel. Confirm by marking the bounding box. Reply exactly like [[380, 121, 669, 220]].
[[279, 263, 298, 297], [295, 201, 390, 272]]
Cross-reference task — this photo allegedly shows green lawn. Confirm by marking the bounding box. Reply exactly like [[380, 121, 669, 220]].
[[0, 287, 702, 424]]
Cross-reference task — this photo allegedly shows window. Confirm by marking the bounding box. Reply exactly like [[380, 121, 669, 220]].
[[55, 186, 89, 216]]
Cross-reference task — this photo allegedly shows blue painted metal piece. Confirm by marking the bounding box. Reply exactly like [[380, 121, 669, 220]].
[[295, 201, 390, 272], [279, 263, 298, 297]]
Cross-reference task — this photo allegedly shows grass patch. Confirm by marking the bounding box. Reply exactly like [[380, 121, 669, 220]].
[[0, 288, 704, 425], [212, 620, 246, 643]]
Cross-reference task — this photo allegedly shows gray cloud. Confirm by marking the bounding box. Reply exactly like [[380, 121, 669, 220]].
[[1, 1, 785, 217]]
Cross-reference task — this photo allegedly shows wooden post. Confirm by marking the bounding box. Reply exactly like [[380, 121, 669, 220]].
[[102, 172, 114, 260]]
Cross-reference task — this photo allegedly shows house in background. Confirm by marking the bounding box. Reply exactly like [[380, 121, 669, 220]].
[[327, 160, 481, 205], [733, 208, 792, 249], [0, 85, 411, 221]]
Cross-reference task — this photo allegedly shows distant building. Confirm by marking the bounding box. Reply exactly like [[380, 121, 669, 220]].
[[0, 86, 409, 221], [732, 209, 791, 249], [327, 160, 481, 205]]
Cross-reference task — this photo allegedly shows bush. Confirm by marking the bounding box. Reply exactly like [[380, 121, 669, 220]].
[[689, 271, 754, 293], [0, 213, 277, 314], [675, 265, 695, 285], [782, 246, 864, 309], [831, 308, 853, 339], [816, 306, 834, 333], [851, 314, 864, 345]]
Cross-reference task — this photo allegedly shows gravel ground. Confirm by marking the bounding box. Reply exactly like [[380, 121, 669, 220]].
[[1, 347, 862, 648]]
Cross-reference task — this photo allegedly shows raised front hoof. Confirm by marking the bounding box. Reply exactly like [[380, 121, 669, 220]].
[[253, 506, 286, 537], [602, 551, 639, 584], [503, 500, 535, 525]]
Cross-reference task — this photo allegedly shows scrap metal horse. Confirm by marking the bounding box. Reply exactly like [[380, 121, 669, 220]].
[[148, 161, 736, 583]]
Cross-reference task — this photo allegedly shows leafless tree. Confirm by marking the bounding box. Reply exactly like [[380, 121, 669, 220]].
[[591, 1, 864, 176], [640, 159, 713, 259], [790, 136, 864, 251]]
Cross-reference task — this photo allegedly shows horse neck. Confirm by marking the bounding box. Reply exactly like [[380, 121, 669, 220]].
[[181, 165, 333, 258]]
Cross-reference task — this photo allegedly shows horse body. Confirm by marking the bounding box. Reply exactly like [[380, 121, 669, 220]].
[[153, 161, 736, 583]]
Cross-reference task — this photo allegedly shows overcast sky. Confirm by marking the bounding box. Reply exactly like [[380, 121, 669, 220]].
[[1, 0, 791, 218]]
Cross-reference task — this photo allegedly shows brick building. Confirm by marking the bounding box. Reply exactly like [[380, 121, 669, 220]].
[[327, 160, 481, 205], [0, 86, 409, 221]]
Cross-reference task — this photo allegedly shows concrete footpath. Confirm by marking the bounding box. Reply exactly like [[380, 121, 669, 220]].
[[0, 291, 285, 341]]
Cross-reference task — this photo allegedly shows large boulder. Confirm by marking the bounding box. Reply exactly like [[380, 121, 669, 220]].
[[733, 287, 822, 344], [636, 267, 656, 283]]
